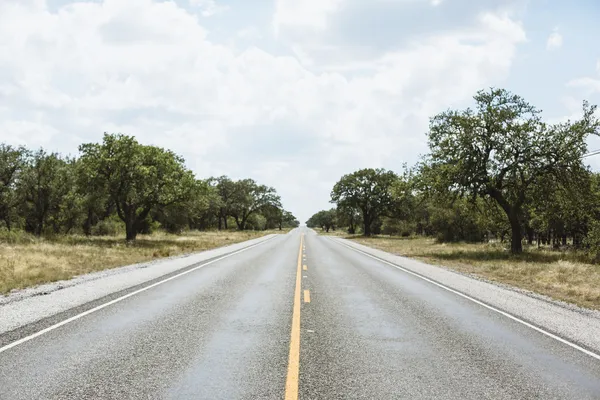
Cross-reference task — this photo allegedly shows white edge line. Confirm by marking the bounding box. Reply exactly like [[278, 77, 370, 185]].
[[0, 235, 278, 354], [331, 237, 600, 361]]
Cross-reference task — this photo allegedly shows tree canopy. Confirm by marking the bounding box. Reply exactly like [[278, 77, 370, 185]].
[[424, 88, 599, 253], [310, 87, 600, 258], [330, 168, 398, 236], [0, 133, 298, 240]]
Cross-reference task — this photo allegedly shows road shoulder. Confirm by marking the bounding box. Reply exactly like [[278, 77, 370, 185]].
[[0, 234, 277, 335], [333, 237, 600, 355]]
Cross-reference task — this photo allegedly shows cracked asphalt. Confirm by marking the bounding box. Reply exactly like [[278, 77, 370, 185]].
[[1, 228, 599, 399]]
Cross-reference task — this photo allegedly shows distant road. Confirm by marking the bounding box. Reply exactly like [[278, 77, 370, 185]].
[[1, 228, 599, 399]]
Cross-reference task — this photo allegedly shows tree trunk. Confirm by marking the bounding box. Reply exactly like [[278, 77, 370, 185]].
[[125, 222, 137, 241], [35, 219, 43, 237], [83, 209, 93, 236], [218, 215, 222, 230], [509, 215, 522, 254], [363, 217, 372, 236], [562, 234, 567, 246], [238, 217, 247, 231], [125, 211, 137, 241], [526, 227, 534, 245]]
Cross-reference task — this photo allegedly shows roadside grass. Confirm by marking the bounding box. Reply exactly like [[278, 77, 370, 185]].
[[0, 229, 285, 294], [311, 229, 350, 237], [349, 236, 600, 310]]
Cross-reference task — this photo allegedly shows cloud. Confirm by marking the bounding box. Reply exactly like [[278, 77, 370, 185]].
[[273, 0, 344, 33], [567, 59, 600, 96], [189, 0, 229, 17], [546, 28, 563, 50], [0, 0, 526, 221]]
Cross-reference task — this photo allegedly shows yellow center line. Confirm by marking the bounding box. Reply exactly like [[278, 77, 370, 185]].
[[304, 290, 311, 303], [285, 234, 303, 400]]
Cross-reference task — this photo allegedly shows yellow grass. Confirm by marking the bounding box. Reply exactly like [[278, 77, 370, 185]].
[[0, 230, 284, 294], [349, 236, 600, 310], [313, 228, 349, 237]]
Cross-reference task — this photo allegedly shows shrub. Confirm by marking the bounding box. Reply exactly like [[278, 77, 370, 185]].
[[91, 216, 124, 236]]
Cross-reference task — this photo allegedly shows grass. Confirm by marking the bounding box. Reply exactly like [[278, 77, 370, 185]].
[[0, 229, 285, 295], [315, 229, 350, 237], [346, 235, 600, 310]]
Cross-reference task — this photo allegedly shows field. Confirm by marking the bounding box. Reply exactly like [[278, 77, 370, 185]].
[[0, 230, 284, 294], [345, 235, 600, 310]]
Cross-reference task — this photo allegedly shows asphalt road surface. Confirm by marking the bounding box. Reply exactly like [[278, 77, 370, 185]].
[[1, 228, 600, 399]]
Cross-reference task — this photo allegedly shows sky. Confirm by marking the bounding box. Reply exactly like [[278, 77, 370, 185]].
[[1, 0, 600, 223]]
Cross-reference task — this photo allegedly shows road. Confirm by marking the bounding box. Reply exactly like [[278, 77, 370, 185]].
[[1, 228, 599, 399]]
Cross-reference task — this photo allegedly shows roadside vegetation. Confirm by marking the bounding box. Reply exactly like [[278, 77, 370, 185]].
[[352, 236, 600, 310], [307, 87, 600, 309], [0, 230, 284, 294], [0, 133, 299, 293]]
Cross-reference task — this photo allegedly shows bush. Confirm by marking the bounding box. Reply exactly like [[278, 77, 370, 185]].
[[91, 216, 124, 236], [0, 228, 38, 244], [584, 220, 600, 262]]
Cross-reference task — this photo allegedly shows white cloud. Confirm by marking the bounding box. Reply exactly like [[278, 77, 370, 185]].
[[0, 0, 526, 221], [566, 60, 600, 96], [273, 0, 344, 33], [189, 0, 229, 17], [546, 28, 562, 50], [567, 77, 600, 96]]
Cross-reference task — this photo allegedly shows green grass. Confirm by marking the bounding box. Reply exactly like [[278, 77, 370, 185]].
[[0, 230, 284, 294], [346, 235, 600, 310]]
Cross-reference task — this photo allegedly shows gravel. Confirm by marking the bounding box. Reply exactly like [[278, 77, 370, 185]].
[[333, 237, 600, 355], [0, 234, 276, 335]]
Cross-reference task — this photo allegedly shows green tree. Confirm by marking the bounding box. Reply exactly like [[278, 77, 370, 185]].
[[18, 150, 74, 236], [211, 176, 236, 230], [281, 210, 300, 229], [0, 144, 27, 230], [335, 205, 360, 234], [331, 168, 398, 236], [425, 88, 599, 253], [306, 209, 337, 232], [228, 179, 281, 230], [79, 133, 195, 241]]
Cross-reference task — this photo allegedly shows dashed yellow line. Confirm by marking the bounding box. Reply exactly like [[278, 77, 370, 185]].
[[303, 265, 307, 271], [285, 234, 303, 400], [304, 290, 311, 303]]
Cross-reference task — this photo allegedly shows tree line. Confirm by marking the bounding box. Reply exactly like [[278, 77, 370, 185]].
[[0, 133, 299, 241], [307, 88, 600, 256]]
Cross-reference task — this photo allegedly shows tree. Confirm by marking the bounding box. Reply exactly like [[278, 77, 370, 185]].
[[79, 133, 196, 241], [0, 144, 27, 230], [211, 176, 236, 230], [306, 209, 337, 232], [262, 204, 284, 230], [228, 179, 281, 230], [281, 210, 300, 229], [18, 150, 74, 236], [336, 205, 360, 234], [425, 88, 599, 253], [331, 168, 398, 236]]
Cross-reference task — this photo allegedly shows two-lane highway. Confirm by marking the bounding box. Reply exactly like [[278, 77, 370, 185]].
[[1, 228, 600, 399]]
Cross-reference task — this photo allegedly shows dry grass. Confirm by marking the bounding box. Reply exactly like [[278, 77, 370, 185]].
[[350, 236, 600, 310], [312, 228, 350, 237], [0, 230, 284, 294]]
